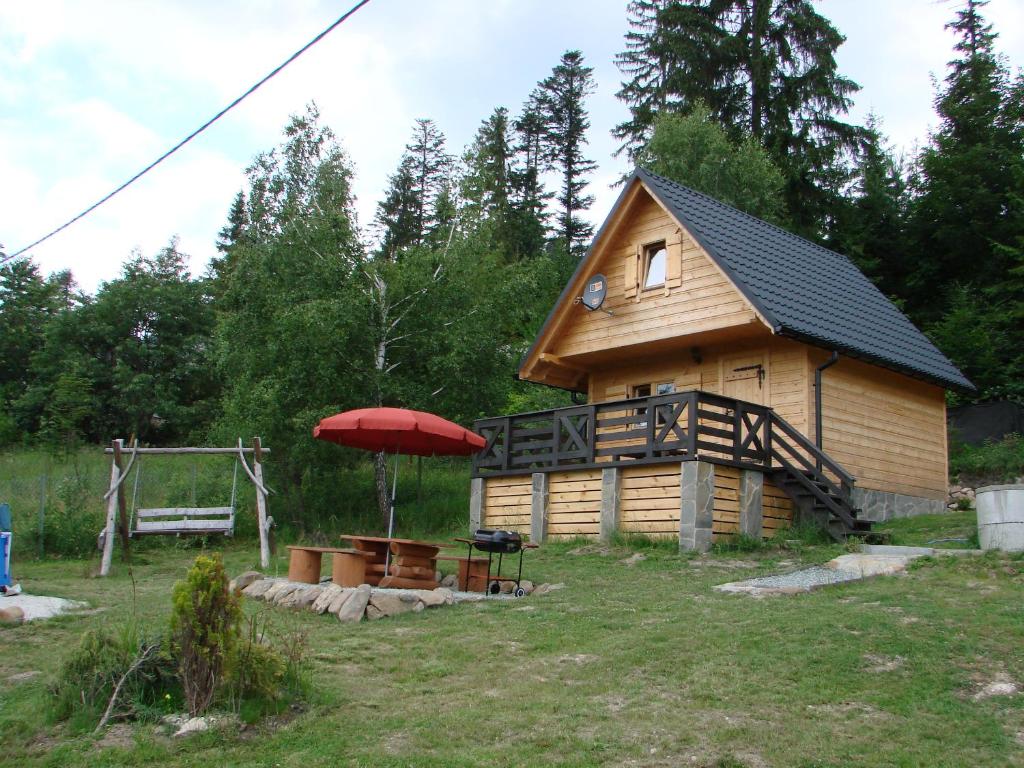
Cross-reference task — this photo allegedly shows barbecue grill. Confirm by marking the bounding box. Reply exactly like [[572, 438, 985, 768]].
[[460, 529, 536, 596]]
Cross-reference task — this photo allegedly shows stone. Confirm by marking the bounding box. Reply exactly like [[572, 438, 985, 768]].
[[312, 584, 343, 614], [531, 472, 549, 544], [292, 585, 324, 610], [412, 589, 450, 607], [619, 552, 646, 566], [440, 573, 459, 589], [270, 582, 304, 605], [368, 591, 419, 618], [261, 580, 293, 603], [365, 605, 384, 620], [242, 578, 277, 599], [533, 582, 565, 596], [518, 580, 534, 595], [335, 584, 371, 622], [327, 588, 355, 615], [230, 571, 263, 594], [0, 606, 25, 624]]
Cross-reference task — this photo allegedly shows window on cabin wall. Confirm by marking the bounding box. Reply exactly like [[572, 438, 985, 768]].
[[643, 242, 667, 289], [631, 382, 674, 427]]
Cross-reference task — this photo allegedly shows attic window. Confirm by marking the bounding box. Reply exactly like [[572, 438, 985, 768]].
[[643, 242, 666, 289]]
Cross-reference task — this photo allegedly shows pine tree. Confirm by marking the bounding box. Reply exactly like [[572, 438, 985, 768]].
[[829, 114, 909, 290], [375, 119, 453, 257], [535, 50, 597, 256], [906, 0, 1024, 322], [614, 0, 864, 238]]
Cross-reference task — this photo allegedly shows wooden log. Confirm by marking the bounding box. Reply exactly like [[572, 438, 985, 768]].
[[287, 548, 322, 584], [389, 564, 435, 579], [113, 439, 131, 563], [100, 457, 120, 577], [332, 551, 367, 587], [103, 446, 271, 454], [389, 542, 440, 559], [392, 555, 435, 569], [253, 437, 270, 569]]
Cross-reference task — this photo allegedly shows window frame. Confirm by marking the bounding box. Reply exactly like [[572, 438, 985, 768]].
[[641, 241, 667, 291]]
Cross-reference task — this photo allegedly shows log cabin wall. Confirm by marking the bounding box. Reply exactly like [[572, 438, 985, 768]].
[[546, 190, 762, 363], [588, 336, 810, 433], [547, 470, 603, 537], [808, 352, 948, 501], [481, 475, 531, 534]]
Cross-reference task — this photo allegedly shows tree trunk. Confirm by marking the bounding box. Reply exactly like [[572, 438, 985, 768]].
[[374, 450, 390, 530]]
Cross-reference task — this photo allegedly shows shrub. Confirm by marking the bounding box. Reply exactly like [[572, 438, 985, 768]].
[[50, 623, 173, 729], [949, 432, 1024, 483], [170, 553, 241, 716]]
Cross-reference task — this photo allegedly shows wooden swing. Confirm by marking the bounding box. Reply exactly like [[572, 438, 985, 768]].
[[99, 438, 273, 576]]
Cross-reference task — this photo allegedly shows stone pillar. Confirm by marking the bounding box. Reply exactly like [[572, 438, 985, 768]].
[[469, 477, 484, 533], [530, 472, 549, 544], [739, 469, 764, 539], [679, 461, 714, 553], [600, 468, 621, 543]]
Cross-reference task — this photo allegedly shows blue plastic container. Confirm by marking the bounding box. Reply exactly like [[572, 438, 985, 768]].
[[0, 532, 10, 588]]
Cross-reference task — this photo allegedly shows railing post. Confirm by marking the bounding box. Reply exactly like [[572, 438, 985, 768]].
[[733, 402, 743, 463], [587, 404, 597, 464], [552, 413, 561, 469], [502, 417, 512, 472], [765, 413, 774, 469], [687, 392, 698, 457], [646, 399, 656, 458]]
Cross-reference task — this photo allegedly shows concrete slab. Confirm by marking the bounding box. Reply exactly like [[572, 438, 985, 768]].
[[0, 593, 87, 621]]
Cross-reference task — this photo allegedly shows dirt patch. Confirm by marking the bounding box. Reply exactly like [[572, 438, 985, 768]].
[[557, 653, 598, 665], [568, 545, 611, 556], [5, 670, 41, 683], [96, 723, 134, 750], [972, 674, 1020, 701], [863, 654, 905, 673]]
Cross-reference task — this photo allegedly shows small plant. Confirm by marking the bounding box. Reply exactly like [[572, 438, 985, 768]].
[[170, 553, 241, 716], [711, 533, 766, 554], [50, 623, 173, 730]]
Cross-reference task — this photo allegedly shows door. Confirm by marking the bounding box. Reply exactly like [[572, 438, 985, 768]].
[[722, 354, 767, 405]]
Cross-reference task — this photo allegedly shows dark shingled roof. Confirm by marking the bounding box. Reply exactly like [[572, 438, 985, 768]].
[[634, 167, 974, 392]]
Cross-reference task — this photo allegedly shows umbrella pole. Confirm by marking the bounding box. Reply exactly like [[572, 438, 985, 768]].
[[385, 452, 400, 574]]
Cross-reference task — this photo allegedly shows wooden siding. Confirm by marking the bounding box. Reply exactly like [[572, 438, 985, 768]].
[[762, 479, 794, 537], [549, 190, 760, 360], [481, 475, 531, 533], [810, 353, 948, 499], [619, 465, 681, 537], [713, 465, 741, 539], [589, 336, 809, 433], [547, 470, 602, 537]]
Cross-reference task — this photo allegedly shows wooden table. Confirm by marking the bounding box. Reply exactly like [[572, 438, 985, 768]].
[[286, 546, 370, 586], [339, 535, 451, 590]]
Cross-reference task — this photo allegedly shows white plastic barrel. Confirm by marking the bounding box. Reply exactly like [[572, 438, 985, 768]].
[[976, 484, 1024, 552]]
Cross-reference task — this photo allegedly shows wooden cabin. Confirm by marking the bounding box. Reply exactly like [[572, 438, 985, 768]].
[[470, 168, 973, 549]]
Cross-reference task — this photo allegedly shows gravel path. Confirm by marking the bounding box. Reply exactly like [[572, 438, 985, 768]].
[[724, 565, 862, 591]]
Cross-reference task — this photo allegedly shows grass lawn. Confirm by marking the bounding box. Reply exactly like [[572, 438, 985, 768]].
[[1, 530, 1023, 767]]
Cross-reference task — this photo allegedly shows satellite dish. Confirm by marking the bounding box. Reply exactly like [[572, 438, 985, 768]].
[[581, 274, 607, 311]]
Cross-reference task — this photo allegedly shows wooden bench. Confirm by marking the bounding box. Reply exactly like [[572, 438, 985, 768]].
[[286, 546, 370, 586], [436, 555, 490, 592]]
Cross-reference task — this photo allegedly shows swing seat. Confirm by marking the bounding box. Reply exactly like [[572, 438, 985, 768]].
[[133, 507, 235, 536]]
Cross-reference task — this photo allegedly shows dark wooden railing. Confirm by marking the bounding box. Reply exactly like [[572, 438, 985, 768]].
[[473, 390, 784, 476]]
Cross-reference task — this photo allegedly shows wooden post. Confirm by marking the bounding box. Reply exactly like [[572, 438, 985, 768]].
[[253, 437, 270, 570], [100, 443, 121, 577], [113, 439, 131, 563]]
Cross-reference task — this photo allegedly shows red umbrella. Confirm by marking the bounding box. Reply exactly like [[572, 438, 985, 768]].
[[313, 407, 485, 456], [313, 407, 486, 551]]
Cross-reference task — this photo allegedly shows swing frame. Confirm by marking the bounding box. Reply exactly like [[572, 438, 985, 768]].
[[99, 438, 273, 576]]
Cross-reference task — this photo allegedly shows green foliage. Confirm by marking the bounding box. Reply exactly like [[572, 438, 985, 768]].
[[949, 433, 1024, 483], [711, 532, 768, 554], [50, 623, 174, 729], [635, 105, 788, 224], [615, 0, 865, 238], [170, 554, 241, 716]]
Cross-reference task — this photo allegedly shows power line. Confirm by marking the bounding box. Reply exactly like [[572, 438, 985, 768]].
[[2, 0, 373, 265]]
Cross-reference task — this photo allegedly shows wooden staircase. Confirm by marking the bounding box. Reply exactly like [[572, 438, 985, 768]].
[[765, 412, 873, 541]]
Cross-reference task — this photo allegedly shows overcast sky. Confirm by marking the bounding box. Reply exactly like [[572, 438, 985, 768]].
[[1, 0, 1022, 292]]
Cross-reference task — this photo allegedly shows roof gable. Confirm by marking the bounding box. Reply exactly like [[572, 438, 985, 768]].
[[634, 168, 973, 392]]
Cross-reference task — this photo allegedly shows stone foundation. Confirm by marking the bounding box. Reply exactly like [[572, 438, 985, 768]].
[[852, 488, 946, 522]]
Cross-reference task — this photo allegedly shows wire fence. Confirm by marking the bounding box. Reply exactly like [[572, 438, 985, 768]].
[[0, 452, 257, 559]]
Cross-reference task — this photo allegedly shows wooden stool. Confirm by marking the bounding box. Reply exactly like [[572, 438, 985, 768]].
[[332, 549, 369, 587], [287, 546, 324, 584]]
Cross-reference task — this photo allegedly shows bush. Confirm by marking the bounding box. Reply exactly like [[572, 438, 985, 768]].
[[50, 624, 174, 729], [949, 432, 1024, 483], [170, 554, 241, 716]]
